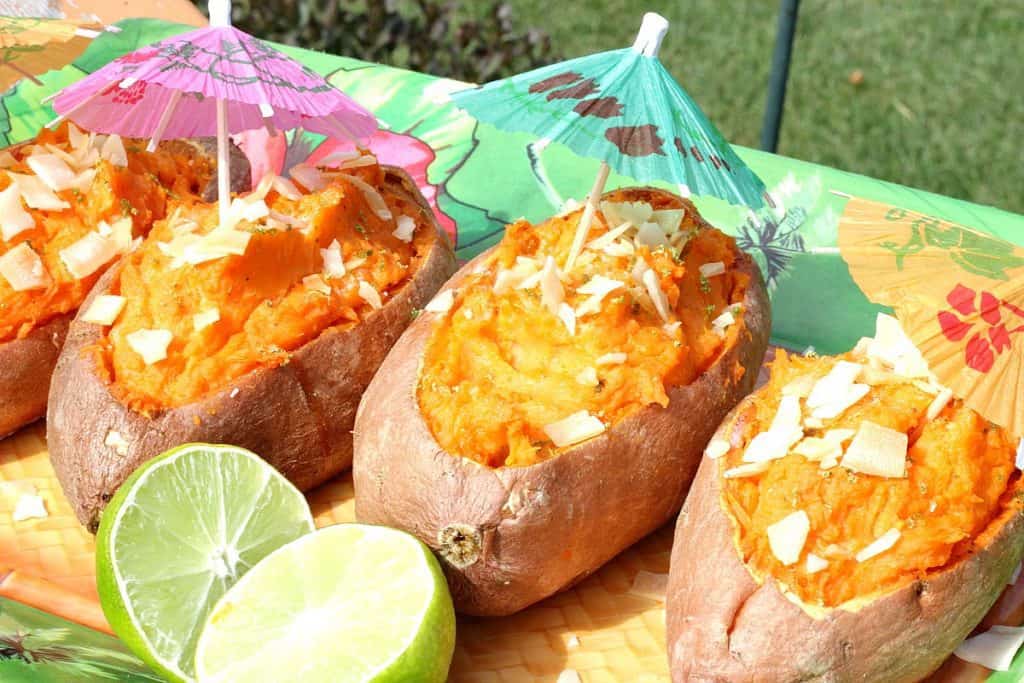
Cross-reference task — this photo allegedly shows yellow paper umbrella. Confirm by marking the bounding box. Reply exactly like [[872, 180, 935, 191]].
[[838, 196, 1024, 437], [0, 16, 102, 91]]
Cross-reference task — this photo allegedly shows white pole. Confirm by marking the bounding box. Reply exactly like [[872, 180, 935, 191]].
[[147, 89, 182, 152], [563, 161, 610, 272], [216, 97, 230, 227], [631, 12, 669, 57], [210, 0, 233, 227], [563, 14, 670, 272]]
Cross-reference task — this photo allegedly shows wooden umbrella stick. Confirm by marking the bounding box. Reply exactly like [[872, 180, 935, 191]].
[[146, 89, 182, 152], [564, 161, 610, 272], [216, 96, 232, 226], [3, 62, 43, 86]]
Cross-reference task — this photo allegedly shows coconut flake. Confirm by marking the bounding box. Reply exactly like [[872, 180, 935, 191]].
[[303, 273, 332, 296], [635, 221, 670, 249], [425, 289, 454, 314], [781, 375, 816, 398], [596, 352, 627, 366], [575, 366, 598, 386], [543, 410, 605, 448], [603, 239, 635, 257], [699, 261, 726, 278], [766, 510, 810, 566], [575, 275, 623, 317], [565, 633, 580, 649], [630, 570, 668, 601], [743, 395, 804, 463], [357, 280, 382, 309], [193, 308, 220, 331], [26, 153, 76, 192], [59, 231, 119, 279], [557, 302, 576, 336], [106, 217, 134, 254], [711, 309, 736, 336], [393, 215, 416, 242], [341, 173, 392, 221], [723, 462, 771, 479], [81, 295, 126, 325], [868, 313, 933, 379], [125, 328, 173, 365], [954, 625, 1024, 671], [805, 553, 829, 574], [320, 239, 345, 278], [556, 670, 582, 683], [586, 221, 632, 251], [811, 383, 870, 420], [793, 437, 843, 463], [0, 242, 49, 291], [12, 493, 47, 522], [650, 208, 685, 234], [271, 175, 303, 200], [539, 256, 564, 315], [8, 172, 70, 210], [705, 439, 731, 459], [807, 361, 863, 408], [641, 268, 671, 322], [841, 421, 908, 478], [177, 229, 251, 267], [856, 528, 901, 562], [926, 388, 954, 421], [0, 184, 35, 241], [100, 134, 128, 167], [289, 163, 327, 192], [601, 200, 653, 228], [104, 429, 129, 456]]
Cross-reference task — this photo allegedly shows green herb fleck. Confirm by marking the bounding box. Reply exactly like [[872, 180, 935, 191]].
[[409, 308, 422, 320], [355, 223, 368, 235], [705, 304, 716, 319], [71, 188, 83, 203], [120, 198, 138, 216], [361, 249, 373, 259], [699, 273, 711, 293]]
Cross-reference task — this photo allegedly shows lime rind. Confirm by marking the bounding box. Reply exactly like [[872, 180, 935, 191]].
[[194, 524, 456, 683], [97, 443, 315, 683]]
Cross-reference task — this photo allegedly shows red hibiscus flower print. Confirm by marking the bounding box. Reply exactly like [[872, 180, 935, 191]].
[[112, 80, 148, 105], [938, 284, 1024, 373]]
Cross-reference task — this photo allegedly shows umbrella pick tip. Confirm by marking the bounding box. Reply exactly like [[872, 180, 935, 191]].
[[208, 0, 233, 27], [632, 12, 669, 57]]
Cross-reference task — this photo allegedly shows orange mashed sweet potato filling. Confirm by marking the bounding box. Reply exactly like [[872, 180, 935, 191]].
[[0, 125, 212, 342], [722, 350, 1021, 608], [418, 189, 749, 468], [94, 162, 428, 414]]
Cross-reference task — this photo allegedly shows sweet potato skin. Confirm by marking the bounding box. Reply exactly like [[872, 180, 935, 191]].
[[0, 315, 69, 438], [47, 167, 456, 531], [0, 137, 247, 438], [352, 193, 770, 616], [665, 398, 1024, 683]]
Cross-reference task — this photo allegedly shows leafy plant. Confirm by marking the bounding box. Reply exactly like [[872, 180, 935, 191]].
[[193, 0, 560, 82]]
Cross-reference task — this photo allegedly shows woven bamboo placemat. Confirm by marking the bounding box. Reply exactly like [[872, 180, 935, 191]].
[[0, 350, 1018, 682]]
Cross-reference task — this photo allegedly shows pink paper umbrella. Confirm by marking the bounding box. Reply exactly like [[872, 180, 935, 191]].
[[50, 0, 377, 224]]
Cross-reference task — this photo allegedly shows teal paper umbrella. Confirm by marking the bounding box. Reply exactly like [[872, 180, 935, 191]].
[[452, 13, 771, 270]]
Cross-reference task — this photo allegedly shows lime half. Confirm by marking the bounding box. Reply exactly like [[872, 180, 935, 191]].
[[195, 524, 456, 683], [96, 443, 315, 683]]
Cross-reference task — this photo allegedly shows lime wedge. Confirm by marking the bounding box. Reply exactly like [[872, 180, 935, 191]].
[[194, 524, 456, 683], [96, 443, 315, 683]]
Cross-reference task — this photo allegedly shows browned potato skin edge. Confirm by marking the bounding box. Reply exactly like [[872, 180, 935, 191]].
[[353, 188, 771, 616], [0, 138, 248, 439], [666, 396, 1024, 683], [46, 166, 457, 532]]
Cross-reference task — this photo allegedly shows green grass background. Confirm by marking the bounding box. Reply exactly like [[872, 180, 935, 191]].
[[463, 1, 1023, 214]]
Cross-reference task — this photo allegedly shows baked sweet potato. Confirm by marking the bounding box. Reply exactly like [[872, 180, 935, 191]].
[[354, 187, 770, 616], [666, 320, 1024, 682], [48, 162, 455, 531], [0, 125, 247, 438]]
